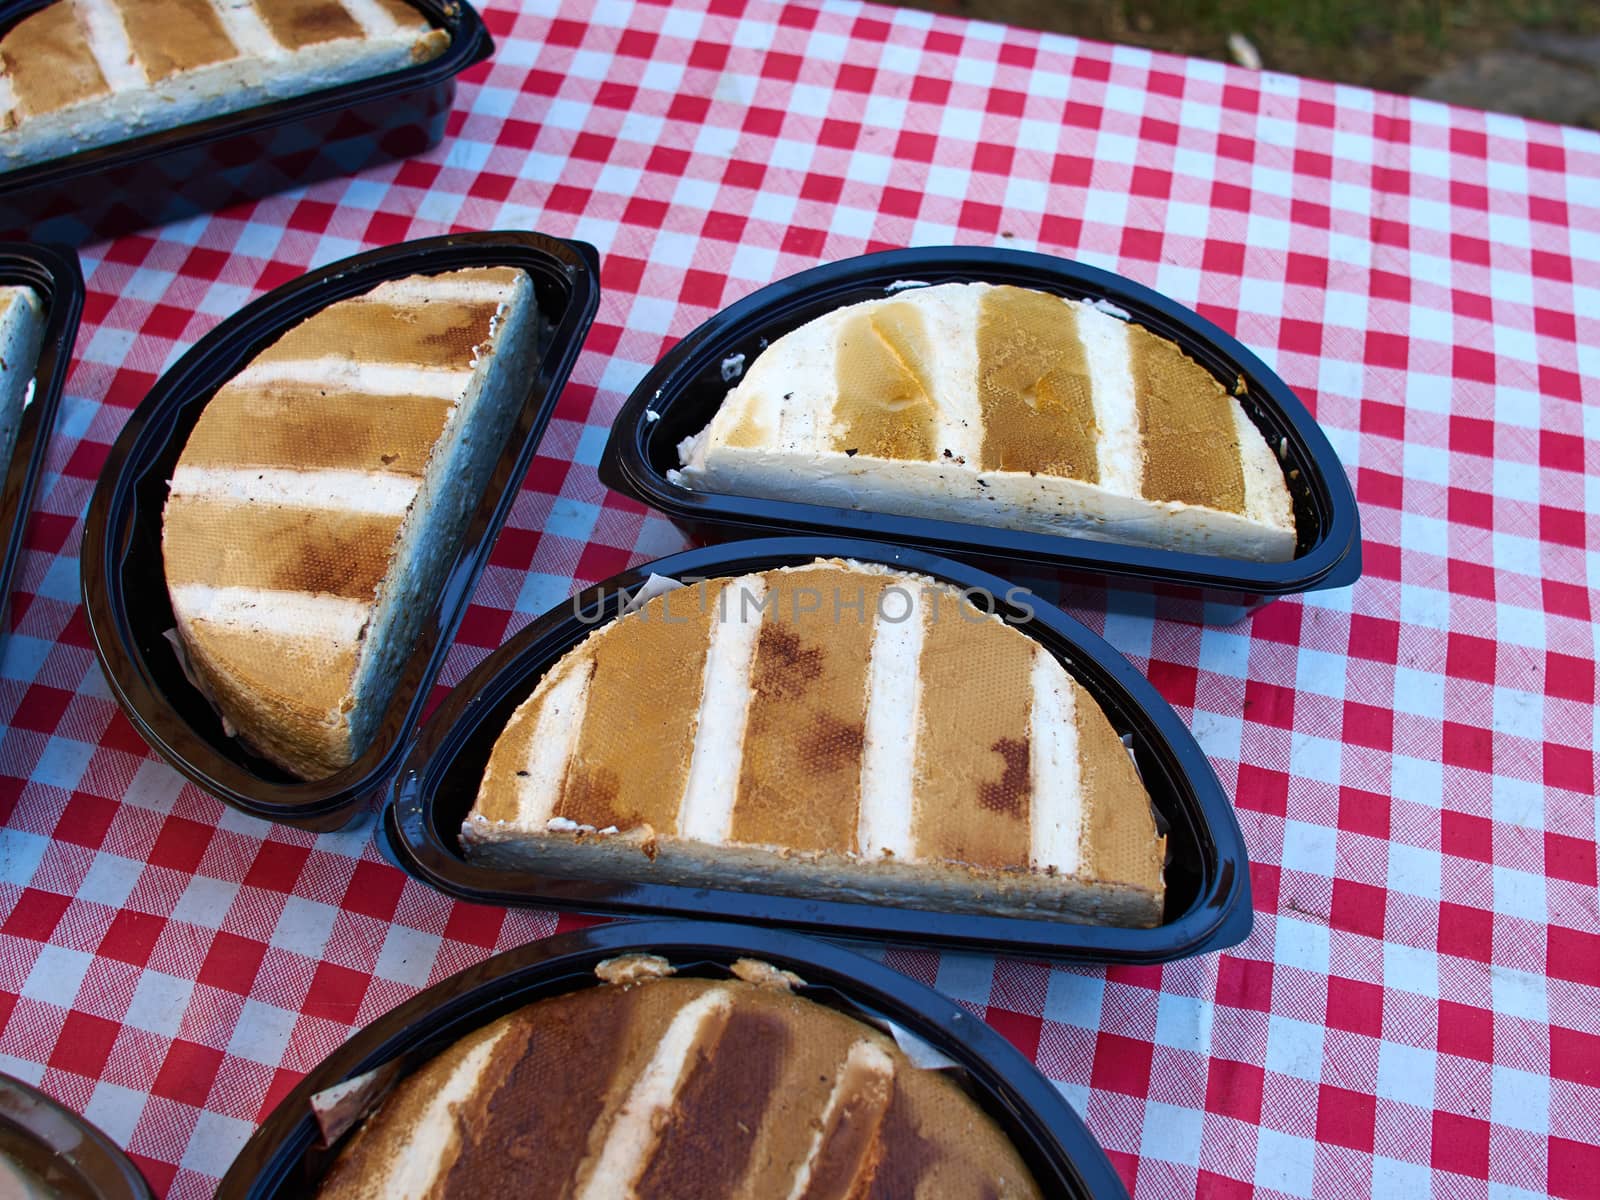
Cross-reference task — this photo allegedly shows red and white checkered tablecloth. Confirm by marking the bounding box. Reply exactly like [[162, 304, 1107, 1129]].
[[2, 0, 1597, 1195]]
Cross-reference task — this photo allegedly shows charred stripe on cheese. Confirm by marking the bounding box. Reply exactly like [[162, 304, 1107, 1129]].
[[677, 574, 767, 844], [785, 1039, 896, 1200], [832, 301, 939, 461], [164, 496, 400, 599], [554, 583, 724, 833], [635, 1006, 792, 1195], [2, 4, 109, 114], [257, 0, 364, 48], [573, 987, 734, 1200], [368, 1024, 508, 1200], [731, 570, 880, 853], [1129, 320, 1247, 513], [174, 386, 453, 476], [977, 285, 1099, 479], [856, 582, 925, 861], [254, 300, 504, 367], [117, 0, 241, 79], [168, 465, 421, 515], [912, 586, 1035, 869]]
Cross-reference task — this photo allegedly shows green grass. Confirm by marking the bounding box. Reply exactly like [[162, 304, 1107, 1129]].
[[886, 0, 1599, 116]]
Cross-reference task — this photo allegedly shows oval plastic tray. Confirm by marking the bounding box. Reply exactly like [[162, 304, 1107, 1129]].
[[218, 920, 1130, 1199], [80, 231, 600, 830], [600, 246, 1361, 621], [385, 536, 1252, 964]]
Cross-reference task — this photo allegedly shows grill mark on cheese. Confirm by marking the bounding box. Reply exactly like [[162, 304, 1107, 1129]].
[[258, 0, 364, 47], [636, 1008, 791, 1197], [2, 3, 109, 116], [182, 622, 357, 761], [164, 495, 399, 600], [573, 988, 734, 1200], [320, 976, 1043, 1200], [475, 658, 590, 827], [253, 299, 502, 367], [789, 1040, 896, 1200], [1129, 321, 1247, 512], [316, 1019, 510, 1200], [731, 570, 879, 853], [831, 302, 938, 460], [863, 1081, 941, 1200], [554, 585, 723, 834], [430, 988, 636, 1197], [1075, 683, 1164, 894], [178, 386, 451, 476], [117, 0, 239, 78], [912, 590, 1033, 869], [976, 285, 1099, 479]]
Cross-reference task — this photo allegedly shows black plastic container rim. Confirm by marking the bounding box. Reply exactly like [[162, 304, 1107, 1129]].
[[387, 535, 1253, 964], [0, 241, 83, 619], [80, 230, 601, 825], [220, 919, 1131, 1200], [0, 0, 492, 195], [0, 1070, 152, 1199], [602, 245, 1362, 595]]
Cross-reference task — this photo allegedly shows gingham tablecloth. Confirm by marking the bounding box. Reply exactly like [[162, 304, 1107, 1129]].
[[2, 0, 1597, 1195]]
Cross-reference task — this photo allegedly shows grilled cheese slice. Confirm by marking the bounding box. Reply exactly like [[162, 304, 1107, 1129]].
[[675, 282, 1296, 562], [464, 559, 1166, 928], [317, 967, 1042, 1199], [0, 0, 449, 171], [0, 286, 45, 472], [162, 266, 540, 780]]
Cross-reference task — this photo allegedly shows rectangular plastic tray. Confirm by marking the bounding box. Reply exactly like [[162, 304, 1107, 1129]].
[[79, 231, 600, 831], [0, 0, 491, 246], [600, 246, 1362, 625], [384, 536, 1253, 964]]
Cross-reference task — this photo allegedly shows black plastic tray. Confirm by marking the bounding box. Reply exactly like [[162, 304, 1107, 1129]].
[[386, 536, 1252, 964], [0, 1071, 151, 1199], [0, 0, 491, 246], [80, 231, 600, 831], [218, 920, 1130, 1199], [0, 241, 82, 629], [600, 247, 1361, 623]]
